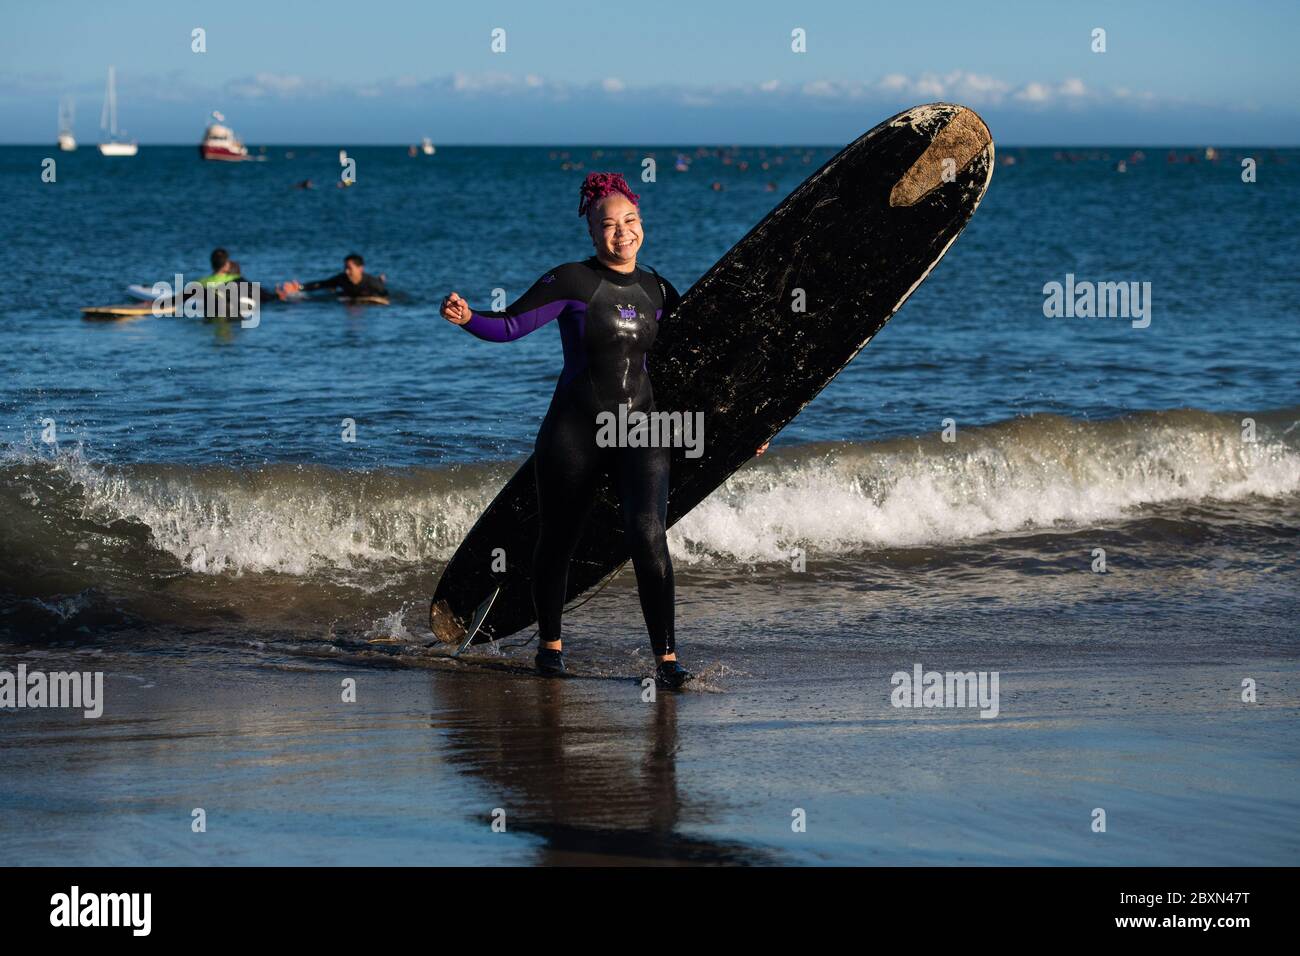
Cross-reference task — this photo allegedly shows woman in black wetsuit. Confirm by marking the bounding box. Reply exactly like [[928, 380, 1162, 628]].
[[440, 172, 693, 688]]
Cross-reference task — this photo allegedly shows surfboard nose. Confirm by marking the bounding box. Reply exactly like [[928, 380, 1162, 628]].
[[889, 104, 994, 207]]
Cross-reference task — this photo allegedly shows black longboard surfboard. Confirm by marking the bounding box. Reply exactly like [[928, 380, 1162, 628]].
[[430, 102, 994, 648]]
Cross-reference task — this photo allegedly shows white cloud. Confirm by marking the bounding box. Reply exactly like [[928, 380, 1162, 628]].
[[35, 67, 1160, 117], [1011, 77, 1092, 107], [1060, 77, 1087, 98], [226, 72, 313, 99], [867, 71, 1013, 106], [955, 72, 1013, 100], [451, 71, 524, 93], [1014, 82, 1052, 103], [914, 75, 946, 98], [788, 71, 1018, 106], [802, 80, 837, 97]]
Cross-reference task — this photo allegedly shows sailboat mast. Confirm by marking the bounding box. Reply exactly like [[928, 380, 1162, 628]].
[[108, 66, 118, 136], [95, 64, 136, 154], [101, 68, 110, 132]]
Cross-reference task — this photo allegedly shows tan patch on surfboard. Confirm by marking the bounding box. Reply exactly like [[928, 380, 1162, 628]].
[[889, 108, 992, 207], [429, 599, 467, 644]]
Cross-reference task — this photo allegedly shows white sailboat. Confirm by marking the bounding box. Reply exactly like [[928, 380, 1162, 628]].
[[98, 66, 138, 157], [57, 97, 77, 151]]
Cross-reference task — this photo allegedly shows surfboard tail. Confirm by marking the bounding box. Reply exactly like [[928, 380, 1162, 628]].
[[429, 598, 466, 645], [430, 585, 503, 653]]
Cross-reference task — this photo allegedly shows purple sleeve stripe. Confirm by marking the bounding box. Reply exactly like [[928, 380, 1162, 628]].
[[462, 299, 582, 342]]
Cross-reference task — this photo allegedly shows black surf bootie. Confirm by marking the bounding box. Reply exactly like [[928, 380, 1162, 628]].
[[655, 660, 693, 690], [535, 647, 565, 676]]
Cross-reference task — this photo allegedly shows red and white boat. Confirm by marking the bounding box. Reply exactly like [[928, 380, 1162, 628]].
[[199, 112, 249, 162]]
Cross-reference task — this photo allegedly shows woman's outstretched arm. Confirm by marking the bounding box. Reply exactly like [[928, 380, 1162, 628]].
[[441, 267, 583, 342]]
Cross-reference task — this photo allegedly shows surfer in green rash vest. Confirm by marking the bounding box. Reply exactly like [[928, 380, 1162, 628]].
[[193, 247, 286, 308], [161, 247, 248, 314], [199, 248, 240, 286]]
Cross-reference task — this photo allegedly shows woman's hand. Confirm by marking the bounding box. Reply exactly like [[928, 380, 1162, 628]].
[[755, 441, 770, 456], [441, 292, 472, 325]]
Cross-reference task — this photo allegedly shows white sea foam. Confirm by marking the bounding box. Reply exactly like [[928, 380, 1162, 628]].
[[6, 445, 498, 576], [7, 411, 1297, 576], [669, 413, 1300, 564]]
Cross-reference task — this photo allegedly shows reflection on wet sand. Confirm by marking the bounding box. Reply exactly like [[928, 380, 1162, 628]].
[[432, 673, 772, 865]]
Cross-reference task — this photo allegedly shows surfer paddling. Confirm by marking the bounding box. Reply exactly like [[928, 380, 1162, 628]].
[[280, 253, 388, 300], [442, 172, 770, 688]]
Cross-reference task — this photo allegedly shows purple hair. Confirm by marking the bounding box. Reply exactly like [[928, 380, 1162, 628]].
[[578, 172, 640, 218]]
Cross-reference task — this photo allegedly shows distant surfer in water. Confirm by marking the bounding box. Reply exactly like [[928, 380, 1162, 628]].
[[200, 248, 241, 286], [172, 247, 256, 314], [441, 172, 713, 687], [280, 253, 387, 300], [196, 248, 288, 309]]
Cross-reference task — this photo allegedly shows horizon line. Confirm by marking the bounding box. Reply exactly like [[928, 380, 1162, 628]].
[[5, 141, 1297, 149]]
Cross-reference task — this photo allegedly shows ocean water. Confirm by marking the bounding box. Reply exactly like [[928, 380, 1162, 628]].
[[1, 141, 1297, 865]]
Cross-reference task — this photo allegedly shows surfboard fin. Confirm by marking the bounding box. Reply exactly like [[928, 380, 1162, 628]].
[[452, 585, 502, 658]]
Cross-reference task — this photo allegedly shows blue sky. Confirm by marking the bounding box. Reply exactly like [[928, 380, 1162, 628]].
[[2, 0, 1297, 144]]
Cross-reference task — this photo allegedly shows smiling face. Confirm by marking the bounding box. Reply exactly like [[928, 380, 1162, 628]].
[[588, 193, 643, 266]]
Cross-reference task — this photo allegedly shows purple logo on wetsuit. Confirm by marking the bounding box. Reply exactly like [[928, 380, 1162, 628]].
[[618, 304, 639, 319], [541, 273, 556, 284]]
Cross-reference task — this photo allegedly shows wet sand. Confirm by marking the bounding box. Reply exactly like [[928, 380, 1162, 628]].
[[2, 617, 1296, 866]]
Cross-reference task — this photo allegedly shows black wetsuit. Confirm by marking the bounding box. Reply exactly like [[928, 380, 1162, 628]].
[[462, 256, 681, 656], [301, 272, 388, 298]]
